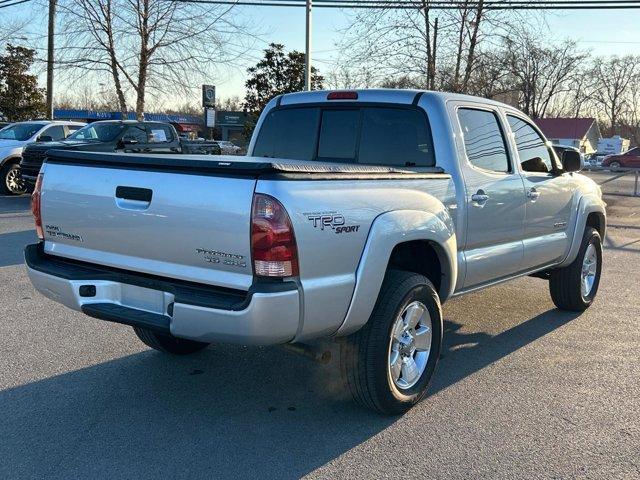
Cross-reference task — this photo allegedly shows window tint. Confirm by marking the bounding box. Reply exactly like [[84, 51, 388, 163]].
[[69, 123, 125, 141], [507, 115, 553, 173], [123, 125, 148, 144], [458, 108, 510, 172], [148, 124, 173, 143], [66, 125, 83, 136], [318, 110, 359, 161], [41, 125, 66, 141], [625, 147, 640, 156], [359, 108, 434, 167], [253, 108, 319, 160], [0, 123, 42, 141]]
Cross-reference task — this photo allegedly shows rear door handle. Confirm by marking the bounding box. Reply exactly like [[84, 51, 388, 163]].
[[527, 188, 540, 200], [471, 191, 489, 204]]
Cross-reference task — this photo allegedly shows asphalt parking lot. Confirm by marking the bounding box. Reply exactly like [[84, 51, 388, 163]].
[[1, 177, 639, 479]]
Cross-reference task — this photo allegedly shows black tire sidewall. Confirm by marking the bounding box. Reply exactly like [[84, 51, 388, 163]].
[[1, 162, 26, 195], [371, 274, 443, 411]]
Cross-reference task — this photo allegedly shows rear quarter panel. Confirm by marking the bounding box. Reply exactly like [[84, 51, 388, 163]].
[[256, 176, 456, 340]]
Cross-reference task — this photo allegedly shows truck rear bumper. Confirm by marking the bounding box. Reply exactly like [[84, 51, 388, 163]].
[[25, 244, 300, 345]]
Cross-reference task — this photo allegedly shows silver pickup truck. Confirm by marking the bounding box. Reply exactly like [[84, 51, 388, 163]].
[[25, 90, 606, 414]]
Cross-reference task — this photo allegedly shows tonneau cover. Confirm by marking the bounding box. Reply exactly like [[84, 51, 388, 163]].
[[44, 150, 446, 176]]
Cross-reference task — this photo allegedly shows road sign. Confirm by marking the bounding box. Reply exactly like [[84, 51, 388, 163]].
[[202, 85, 216, 108], [205, 108, 216, 128]]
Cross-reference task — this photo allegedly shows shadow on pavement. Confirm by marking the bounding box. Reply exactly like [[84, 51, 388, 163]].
[[0, 230, 35, 267], [0, 194, 30, 215], [0, 307, 578, 479]]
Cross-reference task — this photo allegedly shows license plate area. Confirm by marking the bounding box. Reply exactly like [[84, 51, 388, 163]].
[[120, 284, 172, 315]]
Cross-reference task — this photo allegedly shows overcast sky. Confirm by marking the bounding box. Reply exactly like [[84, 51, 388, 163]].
[[3, 3, 640, 106]]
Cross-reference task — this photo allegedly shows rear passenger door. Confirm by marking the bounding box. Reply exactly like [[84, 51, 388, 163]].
[[119, 124, 149, 152], [456, 107, 527, 288], [507, 115, 574, 269]]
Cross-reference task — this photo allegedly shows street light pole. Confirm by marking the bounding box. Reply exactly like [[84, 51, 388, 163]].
[[46, 0, 57, 119], [304, 0, 312, 91]]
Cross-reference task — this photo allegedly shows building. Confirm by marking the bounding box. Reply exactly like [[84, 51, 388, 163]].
[[216, 111, 250, 146], [533, 117, 601, 154]]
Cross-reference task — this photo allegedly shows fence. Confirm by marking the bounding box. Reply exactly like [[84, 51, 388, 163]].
[[585, 169, 640, 197]]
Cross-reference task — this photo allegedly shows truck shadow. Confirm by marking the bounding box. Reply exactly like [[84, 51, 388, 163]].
[[0, 194, 30, 214], [0, 307, 579, 479], [0, 230, 36, 267]]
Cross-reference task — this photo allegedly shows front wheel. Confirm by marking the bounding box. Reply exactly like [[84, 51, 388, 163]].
[[609, 161, 621, 171], [341, 270, 443, 415], [133, 327, 210, 355], [0, 162, 27, 195], [549, 227, 602, 311]]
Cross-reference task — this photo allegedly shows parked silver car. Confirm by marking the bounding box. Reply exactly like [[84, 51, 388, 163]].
[[25, 90, 605, 414]]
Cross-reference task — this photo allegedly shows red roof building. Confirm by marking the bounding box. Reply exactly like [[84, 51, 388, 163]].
[[533, 118, 601, 154]]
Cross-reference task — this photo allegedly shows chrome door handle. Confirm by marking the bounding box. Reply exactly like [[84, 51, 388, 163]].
[[527, 188, 540, 200], [471, 192, 489, 203]]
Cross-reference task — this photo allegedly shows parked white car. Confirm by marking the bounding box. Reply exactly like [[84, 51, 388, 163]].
[[0, 120, 85, 195]]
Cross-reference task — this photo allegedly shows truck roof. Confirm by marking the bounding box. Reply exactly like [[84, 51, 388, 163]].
[[278, 89, 514, 110]]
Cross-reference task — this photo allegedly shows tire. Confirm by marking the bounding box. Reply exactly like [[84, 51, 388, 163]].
[[341, 270, 443, 415], [549, 227, 602, 311], [133, 326, 209, 355], [0, 161, 27, 195], [609, 161, 621, 171]]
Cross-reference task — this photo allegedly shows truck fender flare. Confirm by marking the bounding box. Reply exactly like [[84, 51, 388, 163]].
[[1, 155, 21, 167], [559, 194, 606, 268], [333, 209, 457, 337]]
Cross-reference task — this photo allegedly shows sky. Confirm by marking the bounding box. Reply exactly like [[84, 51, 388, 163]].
[[2, 2, 640, 105]]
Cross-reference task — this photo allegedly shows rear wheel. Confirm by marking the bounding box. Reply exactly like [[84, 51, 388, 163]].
[[133, 327, 209, 355], [0, 162, 26, 195], [549, 227, 602, 311], [341, 270, 443, 415]]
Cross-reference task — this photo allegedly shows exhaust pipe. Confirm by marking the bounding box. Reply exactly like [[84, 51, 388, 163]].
[[283, 343, 332, 364]]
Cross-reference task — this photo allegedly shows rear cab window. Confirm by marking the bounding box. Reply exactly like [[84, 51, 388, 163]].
[[253, 105, 435, 167]]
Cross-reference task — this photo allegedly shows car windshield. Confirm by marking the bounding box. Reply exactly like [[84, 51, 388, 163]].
[[0, 123, 44, 141], [68, 123, 124, 142]]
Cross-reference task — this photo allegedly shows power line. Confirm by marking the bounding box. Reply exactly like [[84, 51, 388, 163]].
[[0, 0, 33, 9], [168, 0, 640, 9]]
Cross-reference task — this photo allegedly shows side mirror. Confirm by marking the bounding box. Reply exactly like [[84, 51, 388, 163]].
[[38, 135, 53, 142], [562, 150, 582, 172]]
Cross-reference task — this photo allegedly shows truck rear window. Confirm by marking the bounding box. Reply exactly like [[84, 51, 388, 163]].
[[253, 106, 435, 167]]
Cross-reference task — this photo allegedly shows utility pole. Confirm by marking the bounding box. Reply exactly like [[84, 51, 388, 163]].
[[304, 0, 312, 91], [46, 0, 57, 119]]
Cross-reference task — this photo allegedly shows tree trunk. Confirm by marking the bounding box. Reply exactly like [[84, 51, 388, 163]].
[[462, 0, 484, 91], [103, 1, 127, 118]]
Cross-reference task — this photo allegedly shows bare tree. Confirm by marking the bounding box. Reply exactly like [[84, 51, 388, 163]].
[[57, 0, 257, 119], [336, 2, 518, 93], [503, 32, 587, 118], [590, 55, 640, 136]]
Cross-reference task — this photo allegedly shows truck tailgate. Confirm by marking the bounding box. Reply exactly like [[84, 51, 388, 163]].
[[40, 161, 256, 290]]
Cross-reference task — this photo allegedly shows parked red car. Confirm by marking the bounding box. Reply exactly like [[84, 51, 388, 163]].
[[602, 147, 640, 170]]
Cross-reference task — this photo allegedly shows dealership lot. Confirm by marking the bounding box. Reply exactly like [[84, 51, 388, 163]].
[[1, 179, 639, 479]]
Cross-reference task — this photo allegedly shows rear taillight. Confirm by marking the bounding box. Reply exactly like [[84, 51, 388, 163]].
[[31, 173, 44, 240], [251, 193, 299, 278]]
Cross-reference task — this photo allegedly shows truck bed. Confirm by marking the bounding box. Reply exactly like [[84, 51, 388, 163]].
[[45, 150, 447, 178]]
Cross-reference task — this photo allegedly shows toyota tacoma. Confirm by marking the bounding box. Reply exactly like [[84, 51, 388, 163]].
[[25, 90, 606, 414]]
